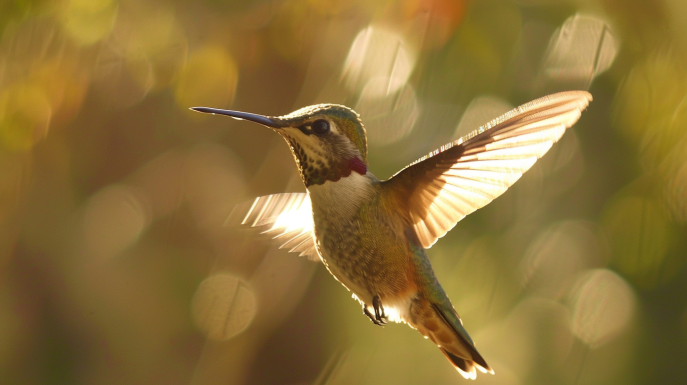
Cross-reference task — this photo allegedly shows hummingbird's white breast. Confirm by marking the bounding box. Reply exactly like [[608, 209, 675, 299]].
[[307, 171, 375, 220]]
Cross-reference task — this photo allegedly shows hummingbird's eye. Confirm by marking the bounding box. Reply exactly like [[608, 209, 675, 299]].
[[311, 119, 330, 135]]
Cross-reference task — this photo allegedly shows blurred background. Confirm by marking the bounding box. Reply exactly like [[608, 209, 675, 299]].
[[1, 0, 687, 384]]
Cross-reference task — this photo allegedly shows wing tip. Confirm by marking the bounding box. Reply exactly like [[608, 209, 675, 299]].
[[548, 89, 593, 107], [231, 193, 320, 261]]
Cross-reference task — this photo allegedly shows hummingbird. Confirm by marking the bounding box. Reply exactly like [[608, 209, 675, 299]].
[[191, 91, 592, 379]]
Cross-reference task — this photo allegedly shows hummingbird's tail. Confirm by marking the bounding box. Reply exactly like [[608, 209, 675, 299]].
[[412, 297, 493, 379]]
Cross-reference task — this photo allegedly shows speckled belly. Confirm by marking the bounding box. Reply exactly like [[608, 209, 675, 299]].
[[311, 206, 414, 305]]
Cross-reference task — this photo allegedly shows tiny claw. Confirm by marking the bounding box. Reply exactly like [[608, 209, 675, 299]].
[[373, 295, 388, 324], [363, 307, 385, 326]]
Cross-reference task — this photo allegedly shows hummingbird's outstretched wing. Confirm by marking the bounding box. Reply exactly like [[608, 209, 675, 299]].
[[234, 193, 319, 261], [383, 91, 592, 248]]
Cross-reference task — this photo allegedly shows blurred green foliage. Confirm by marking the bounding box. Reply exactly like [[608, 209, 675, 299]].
[[1, 0, 687, 384]]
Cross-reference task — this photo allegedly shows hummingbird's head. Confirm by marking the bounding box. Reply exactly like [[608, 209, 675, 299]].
[[191, 104, 368, 187]]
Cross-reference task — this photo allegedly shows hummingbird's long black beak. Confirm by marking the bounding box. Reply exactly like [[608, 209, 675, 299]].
[[190, 107, 285, 128]]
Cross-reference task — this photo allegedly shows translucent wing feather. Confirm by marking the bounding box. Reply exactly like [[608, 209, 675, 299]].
[[383, 91, 592, 248], [238, 192, 319, 261]]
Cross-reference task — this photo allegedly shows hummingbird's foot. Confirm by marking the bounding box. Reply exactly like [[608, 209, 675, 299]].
[[362, 296, 388, 326], [363, 306, 386, 326], [373, 295, 388, 324]]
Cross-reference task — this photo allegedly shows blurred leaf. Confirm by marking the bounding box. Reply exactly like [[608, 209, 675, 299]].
[[58, 0, 118, 46], [423, 0, 522, 101], [175, 45, 238, 109], [613, 49, 687, 168], [602, 194, 682, 289], [0, 82, 51, 151]]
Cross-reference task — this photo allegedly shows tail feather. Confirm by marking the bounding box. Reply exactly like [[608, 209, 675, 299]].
[[441, 348, 474, 379], [440, 347, 491, 380], [423, 302, 494, 379]]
